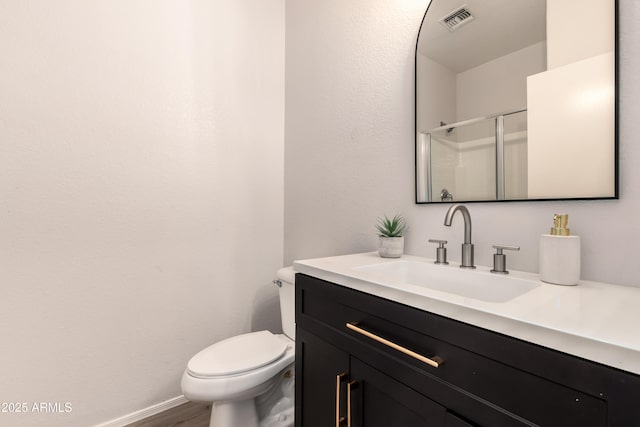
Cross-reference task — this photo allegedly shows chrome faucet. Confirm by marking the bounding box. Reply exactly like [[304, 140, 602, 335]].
[[443, 204, 475, 269]]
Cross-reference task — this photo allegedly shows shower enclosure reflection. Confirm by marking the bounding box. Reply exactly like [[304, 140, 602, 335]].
[[417, 110, 527, 202]]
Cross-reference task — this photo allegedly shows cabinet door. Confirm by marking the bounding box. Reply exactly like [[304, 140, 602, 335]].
[[349, 357, 447, 427], [295, 329, 349, 427]]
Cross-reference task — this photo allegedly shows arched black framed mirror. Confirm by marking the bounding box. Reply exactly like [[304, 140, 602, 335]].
[[415, 0, 618, 203]]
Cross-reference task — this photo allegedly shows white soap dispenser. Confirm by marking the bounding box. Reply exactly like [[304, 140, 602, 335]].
[[539, 214, 581, 286]]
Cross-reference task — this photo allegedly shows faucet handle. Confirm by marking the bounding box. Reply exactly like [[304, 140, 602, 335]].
[[428, 239, 449, 265], [490, 245, 520, 274]]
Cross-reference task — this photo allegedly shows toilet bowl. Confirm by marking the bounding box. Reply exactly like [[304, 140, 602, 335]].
[[181, 267, 296, 427]]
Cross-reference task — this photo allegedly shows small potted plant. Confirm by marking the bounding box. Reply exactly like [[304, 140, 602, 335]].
[[375, 214, 407, 258]]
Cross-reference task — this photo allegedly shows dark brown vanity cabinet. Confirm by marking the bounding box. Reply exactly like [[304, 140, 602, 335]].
[[294, 273, 640, 426]]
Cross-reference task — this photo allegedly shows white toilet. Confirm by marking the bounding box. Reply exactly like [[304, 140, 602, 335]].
[[181, 267, 296, 427]]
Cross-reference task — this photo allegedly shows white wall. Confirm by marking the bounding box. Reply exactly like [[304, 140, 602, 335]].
[[284, 0, 640, 288], [547, 0, 614, 69], [456, 42, 546, 121], [0, 1, 284, 426], [285, 0, 427, 259], [416, 53, 456, 132]]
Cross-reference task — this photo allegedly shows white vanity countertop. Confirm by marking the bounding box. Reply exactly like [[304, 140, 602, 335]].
[[293, 252, 640, 376]]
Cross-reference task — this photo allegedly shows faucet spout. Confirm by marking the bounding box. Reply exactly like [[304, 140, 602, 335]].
[[444, 204, 475, 268], [444, 204, 472, 244]]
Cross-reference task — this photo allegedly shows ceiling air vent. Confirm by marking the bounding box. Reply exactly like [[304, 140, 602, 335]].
[[439, 5, 475, 32]]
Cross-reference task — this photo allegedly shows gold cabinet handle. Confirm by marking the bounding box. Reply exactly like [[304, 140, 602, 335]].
[[347, 380, 358, 427], [346, 322, 444, 368], [336, 372, 347, 427]]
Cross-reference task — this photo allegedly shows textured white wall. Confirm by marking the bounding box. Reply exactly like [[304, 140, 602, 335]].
[[285, 0, 426, 260], [0, 1, 284, 426], [284, 0, 640, 288]]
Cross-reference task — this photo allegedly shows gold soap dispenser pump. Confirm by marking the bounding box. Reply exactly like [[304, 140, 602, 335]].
[[539, 214, 581, 285]]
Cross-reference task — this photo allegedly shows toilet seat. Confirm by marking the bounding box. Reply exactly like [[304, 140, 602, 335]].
[[187, 331, 287, 379], [181, 333, 295, 403]]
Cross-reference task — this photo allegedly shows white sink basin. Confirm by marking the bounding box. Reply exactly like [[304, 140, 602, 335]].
[[353, 260, 540, 303]]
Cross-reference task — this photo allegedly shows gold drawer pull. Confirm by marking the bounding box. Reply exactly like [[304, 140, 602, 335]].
[[347, 380, 358, 427], [346, 322, 444, 368]]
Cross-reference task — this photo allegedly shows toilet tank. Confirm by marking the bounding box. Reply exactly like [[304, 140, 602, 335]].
[[276, 267, 296, 340]]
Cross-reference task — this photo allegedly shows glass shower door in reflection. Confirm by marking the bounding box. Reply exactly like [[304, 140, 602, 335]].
[[417, 109, 526, 202]]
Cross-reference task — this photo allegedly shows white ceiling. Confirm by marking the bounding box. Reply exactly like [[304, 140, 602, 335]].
[[417, 0, 547, 72]]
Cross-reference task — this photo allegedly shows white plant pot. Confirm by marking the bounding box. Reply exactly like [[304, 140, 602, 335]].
[[378, 236, 404, 258]]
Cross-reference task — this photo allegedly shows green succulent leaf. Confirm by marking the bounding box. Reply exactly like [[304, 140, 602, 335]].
[[375, 214, 407, 237]]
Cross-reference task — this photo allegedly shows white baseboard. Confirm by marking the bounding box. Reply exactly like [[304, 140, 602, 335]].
[[94, 395, 189, 427]]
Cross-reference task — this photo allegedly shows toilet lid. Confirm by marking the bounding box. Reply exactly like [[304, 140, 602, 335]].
[[187, 331, 288, 378]]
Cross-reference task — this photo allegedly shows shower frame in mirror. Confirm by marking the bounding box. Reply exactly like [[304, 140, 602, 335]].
[[414, 0, 619, 204]]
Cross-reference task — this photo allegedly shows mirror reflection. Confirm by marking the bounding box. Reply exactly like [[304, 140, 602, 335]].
[[415, 0, 617, 203]]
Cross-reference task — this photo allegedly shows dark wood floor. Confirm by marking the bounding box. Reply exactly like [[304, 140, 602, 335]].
[[125, 402, 211, 427]]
